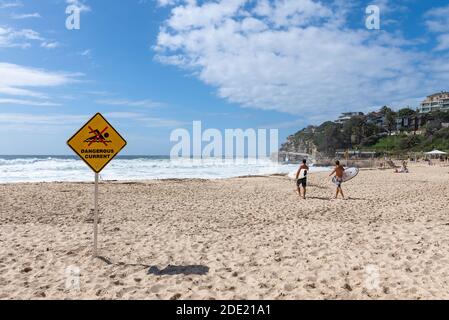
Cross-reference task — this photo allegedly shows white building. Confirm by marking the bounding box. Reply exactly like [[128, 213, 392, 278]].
[[335, 112, 364, 124], [420, 92, 449, 113]]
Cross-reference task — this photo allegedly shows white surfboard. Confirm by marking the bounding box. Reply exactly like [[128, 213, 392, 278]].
[[299, 169, 308, 179], [332, 167, 359, 184], [288, 168, 308, 179]]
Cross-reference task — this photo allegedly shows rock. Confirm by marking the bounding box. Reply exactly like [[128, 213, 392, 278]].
[[343, 283, 353, 292], [170, 293, 182, 300]]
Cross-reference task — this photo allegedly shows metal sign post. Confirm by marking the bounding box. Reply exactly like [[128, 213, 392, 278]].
[[94, 173, 99, 257], [67, 113, 127, 257]]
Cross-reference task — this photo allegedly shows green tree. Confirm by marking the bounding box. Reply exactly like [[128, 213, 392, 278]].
[[386, 113, 397, 134], [397, 107, 416, 117], [379, 106, 393, 115], [398, 135, 421, 150], [313, 121, 345, 155], [342, 116, 368, 147]]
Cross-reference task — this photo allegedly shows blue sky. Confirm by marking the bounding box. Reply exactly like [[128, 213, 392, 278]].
[[0, 0, 448, 155]]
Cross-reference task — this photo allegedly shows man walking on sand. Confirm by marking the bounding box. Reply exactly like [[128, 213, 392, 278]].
[[329, 160, 345, 199], [295, 159, 309, 199]]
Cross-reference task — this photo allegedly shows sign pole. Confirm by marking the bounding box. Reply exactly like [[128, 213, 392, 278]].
[[67, 113, 127, 259], [94, 172, 99, 257]]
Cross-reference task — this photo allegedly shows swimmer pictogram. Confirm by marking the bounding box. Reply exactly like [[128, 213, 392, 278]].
[[84, 126, 112, 146]]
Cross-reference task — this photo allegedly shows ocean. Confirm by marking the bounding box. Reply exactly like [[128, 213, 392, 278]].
[[0, 156, 330, 183]]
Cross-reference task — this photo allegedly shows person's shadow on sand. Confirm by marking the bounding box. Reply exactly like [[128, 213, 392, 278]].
[[148, 265, 209, 276]]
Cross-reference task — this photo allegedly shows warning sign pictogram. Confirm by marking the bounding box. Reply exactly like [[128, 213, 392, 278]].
[[67, 113, 127, 173]]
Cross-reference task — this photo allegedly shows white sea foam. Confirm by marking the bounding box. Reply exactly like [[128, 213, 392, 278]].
[[0, 157, 330, 183]]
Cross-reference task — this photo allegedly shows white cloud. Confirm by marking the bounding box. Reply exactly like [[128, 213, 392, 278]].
[[0, 112, 185, 133], [0, 25, 60, 50], [41, 41, 60, 49], [435, 34, 449, 51], [0, 63, 79, 88], [105, 112, 186, 128], [425, 4, 449, 33], [0, 86, 46, 98], [156, 0, 180, 7], [0, 113, 88, 125], [0, 63, 82, 105], [78, 49, 92, 59], [425, 4, 449, 53], [66, 0, 91, 13], [261, 118, 306, 129], [0, 98, 60, 106], [155, 0, 436, 116], [0, 1, 22, 9], [11, 12, 41, 19], [0, 26, 44, 48], [139, 117, 187, 128], [96, 98, 164, 108], [80, 49, 91, 56], [86, 90, 110, 96], [104, 112, 142, 119]]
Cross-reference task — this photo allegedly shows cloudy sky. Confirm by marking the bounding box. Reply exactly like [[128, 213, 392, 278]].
[[0, 0, 448, 155]]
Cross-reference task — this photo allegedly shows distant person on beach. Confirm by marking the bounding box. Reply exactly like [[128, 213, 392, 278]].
[[394, 161, 409, 173], [329, 160, 345, 199], [402, 160, 409, 173], [295, 159, 309, 199]]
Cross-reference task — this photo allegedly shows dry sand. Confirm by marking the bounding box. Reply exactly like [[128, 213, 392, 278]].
[[1, 164, 449, 300]]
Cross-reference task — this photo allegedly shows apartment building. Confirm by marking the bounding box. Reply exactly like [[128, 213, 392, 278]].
[[420, 92, 449, 113]]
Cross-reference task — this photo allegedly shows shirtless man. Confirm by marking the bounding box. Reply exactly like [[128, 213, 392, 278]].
[[329, 160, 345, 199], [295, 159, 309, 199]]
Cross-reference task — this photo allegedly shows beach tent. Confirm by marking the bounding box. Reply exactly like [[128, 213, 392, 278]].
[[425, 150, 447, 155], [425, 150, 447, 159]]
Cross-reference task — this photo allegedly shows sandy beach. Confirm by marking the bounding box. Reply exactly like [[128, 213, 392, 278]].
[[1, 164, 449, 300]]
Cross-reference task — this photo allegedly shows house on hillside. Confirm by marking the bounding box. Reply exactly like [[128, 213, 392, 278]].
[[395, 114, 426, 132], [366, 111, 386, 128], [335, 112, 364, 124], [420, 91, 449, 113]]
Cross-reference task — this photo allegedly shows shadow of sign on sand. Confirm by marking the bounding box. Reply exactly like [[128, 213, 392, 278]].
[[148, 265, 209, 276], [95, 257, 210, 276]]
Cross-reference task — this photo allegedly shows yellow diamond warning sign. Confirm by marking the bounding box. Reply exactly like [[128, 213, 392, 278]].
[[67, 113, 127, 173]]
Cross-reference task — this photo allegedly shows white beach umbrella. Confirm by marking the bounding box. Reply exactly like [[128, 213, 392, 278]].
[[425, 149, 447, 155], [425, 149, 447, 160]]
